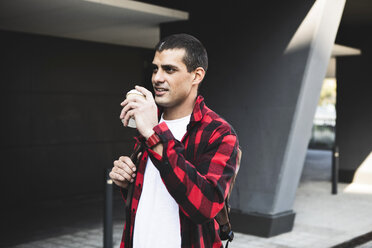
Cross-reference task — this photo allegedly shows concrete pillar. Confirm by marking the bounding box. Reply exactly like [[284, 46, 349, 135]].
[[229, 0, 346, 236]]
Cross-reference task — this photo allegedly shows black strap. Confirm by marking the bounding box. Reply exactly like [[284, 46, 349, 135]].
[[124, 142, 144, 248], [125, 143, 143, 208], [225, 240, 230, 248]]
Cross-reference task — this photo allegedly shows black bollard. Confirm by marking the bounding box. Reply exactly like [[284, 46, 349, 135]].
[[104, 168, 113, 248], [332, 146, 339, 195]]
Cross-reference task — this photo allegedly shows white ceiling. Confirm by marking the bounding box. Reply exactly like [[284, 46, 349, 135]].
[[0, 0, 189, 48]]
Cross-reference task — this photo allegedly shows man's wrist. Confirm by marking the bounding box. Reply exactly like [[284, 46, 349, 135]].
[[145, 132, 161, 148], [143, 130, 155, 140]]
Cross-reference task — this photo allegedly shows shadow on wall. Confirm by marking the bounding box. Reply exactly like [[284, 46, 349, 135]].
[[0, 30, 154, 210]]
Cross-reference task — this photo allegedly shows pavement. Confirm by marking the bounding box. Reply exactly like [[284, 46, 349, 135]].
[[3, 149, 372, 248]]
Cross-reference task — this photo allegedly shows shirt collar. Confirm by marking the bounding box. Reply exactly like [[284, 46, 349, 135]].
[[189, 95, 206, 124]]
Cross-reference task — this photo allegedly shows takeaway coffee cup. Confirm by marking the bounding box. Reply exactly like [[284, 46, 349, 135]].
[[123, 89, 145, 128]]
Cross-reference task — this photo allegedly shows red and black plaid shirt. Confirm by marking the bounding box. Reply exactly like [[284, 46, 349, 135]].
[[120, 95, 239, 248]]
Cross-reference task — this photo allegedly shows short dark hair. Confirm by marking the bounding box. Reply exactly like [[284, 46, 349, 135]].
[[155, 33, 208, 72]]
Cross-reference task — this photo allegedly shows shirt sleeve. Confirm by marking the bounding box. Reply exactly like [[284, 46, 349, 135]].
[[147, 121, 239, 224]]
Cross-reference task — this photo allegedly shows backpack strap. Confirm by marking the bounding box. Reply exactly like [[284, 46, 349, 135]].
[[124, 142, 144, 248]]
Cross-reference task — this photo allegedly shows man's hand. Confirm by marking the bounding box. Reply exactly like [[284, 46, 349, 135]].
[[120, 85, 158, 139], [110, 156, 137, 189]]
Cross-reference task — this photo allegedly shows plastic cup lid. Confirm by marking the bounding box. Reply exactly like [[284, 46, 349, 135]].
[[126, 89, 144, 97]]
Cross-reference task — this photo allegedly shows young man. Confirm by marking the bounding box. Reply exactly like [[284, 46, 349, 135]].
[[110, 34, 239, 248]]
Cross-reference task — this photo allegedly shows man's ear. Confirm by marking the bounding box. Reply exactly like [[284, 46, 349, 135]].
[[192, 67, 205, 86]]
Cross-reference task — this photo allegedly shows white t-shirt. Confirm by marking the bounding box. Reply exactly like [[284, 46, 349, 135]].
[[133, 114, 191, 248]]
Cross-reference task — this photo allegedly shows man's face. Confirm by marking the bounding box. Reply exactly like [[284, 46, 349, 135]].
[[151, 49, 195, 109]]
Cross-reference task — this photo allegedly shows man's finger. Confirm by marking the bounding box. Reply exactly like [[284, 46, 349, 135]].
[[120, 99, 137, 119], [120, 170, 133, 182], [120, 99, 128, 107], [109, 170, 125, 181], [113, 159, 125, 169], [112, 167, 134, 182], [114, 159, 132, 174], [120, 156, 137, 172], [111, 177, 129, 188], [135, 85, 154, 102], [115, 163, 136, 178], [122, 102, 139, 117], [120, 101, 134, 119], [120, 106, 126, 120], [122, 109, 135, 127]]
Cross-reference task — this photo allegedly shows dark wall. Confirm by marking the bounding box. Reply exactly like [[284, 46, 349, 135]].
[[335, 24, 372, 182], [0, 30, 153, 208]]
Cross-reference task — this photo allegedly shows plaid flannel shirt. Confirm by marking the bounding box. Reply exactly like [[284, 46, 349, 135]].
[[120, 95, 239, 248]]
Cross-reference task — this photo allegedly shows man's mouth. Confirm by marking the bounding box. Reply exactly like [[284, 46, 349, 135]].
[[154, 87, 168, 95]]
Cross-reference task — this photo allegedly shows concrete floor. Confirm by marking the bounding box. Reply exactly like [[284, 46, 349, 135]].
[[3, 149, 372, 248]]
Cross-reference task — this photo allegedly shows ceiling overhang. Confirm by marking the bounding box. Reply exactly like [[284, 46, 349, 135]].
[[0, 0, 189, 48]]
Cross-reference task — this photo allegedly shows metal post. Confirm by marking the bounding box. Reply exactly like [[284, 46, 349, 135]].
[[332, 146, 339, 195], [104, 168, 113, 248]]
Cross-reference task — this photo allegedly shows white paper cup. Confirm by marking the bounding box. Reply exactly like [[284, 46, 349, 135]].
[[123, 89, 145, 128]]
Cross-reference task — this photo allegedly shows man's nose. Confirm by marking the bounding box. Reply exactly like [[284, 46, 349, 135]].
[[153, 70, 165, 83]]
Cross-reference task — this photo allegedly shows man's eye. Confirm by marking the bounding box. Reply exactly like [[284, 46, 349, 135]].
[[152, 67, 158, 73], [164, 67, 176, 73]]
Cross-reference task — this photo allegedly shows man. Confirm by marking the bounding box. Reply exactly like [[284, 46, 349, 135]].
[[110, 34, 239, 248]]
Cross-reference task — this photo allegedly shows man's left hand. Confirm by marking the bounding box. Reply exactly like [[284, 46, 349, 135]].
[[120, 85, 158, 139]]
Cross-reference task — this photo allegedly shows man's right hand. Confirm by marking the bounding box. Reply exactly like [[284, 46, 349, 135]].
[[110, 156, 137, 189]]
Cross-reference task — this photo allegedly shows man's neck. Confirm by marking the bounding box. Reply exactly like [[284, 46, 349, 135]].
[[162, 96, 196, 121], [163, 110, 192, 121]]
